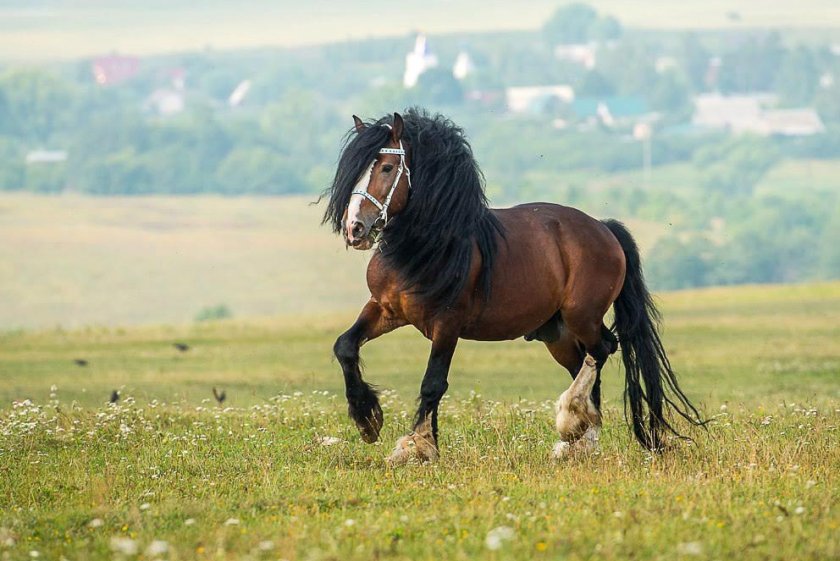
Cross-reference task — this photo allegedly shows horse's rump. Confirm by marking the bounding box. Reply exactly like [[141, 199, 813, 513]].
[[459, 203, 625, 341]]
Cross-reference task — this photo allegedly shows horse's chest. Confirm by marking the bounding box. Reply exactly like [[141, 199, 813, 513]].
[[367, 256, 436, 338]]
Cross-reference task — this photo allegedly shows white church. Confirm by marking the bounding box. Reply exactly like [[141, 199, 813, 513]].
[[403, 33, 474, 88]]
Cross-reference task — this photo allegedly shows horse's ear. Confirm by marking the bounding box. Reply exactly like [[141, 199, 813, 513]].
[[391, 112, 404, 143], [352, 115, 366, 133]]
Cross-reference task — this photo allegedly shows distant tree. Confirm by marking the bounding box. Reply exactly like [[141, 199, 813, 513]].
[[694, 136, 780, 196], [24, 162, 66, 193], [678, 33, 711, 92], [820, 203, 840, 278], [0, 136, 24, 190], [718, 32, 785, 93], [710, 198, 824, 285], [815, 83, 840, 124], [216, 147, 308, 194], [647, 235, 713, 290], [200, 68, 243, 101], [776, 46, 818, 106], [596, 40, 657, 96], [649, 69, 692, 116], [355, 83, 413, 118], [195, 304, 232, 322], [413, 67, 464, 106], [543, 3, 599, 45], [78, 148, 153, 195], [577, 69, 615, 96], [0, 69, 75, 141], [589, 15, 623, 42], [0, 90, 13, 135]]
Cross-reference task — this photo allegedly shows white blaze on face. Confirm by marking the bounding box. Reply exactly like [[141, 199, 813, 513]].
[[345, 161, 375, 240]]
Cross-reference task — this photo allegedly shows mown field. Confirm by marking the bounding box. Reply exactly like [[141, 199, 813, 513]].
[[1, 282, 838, 560], [0, 194, 665, 330]]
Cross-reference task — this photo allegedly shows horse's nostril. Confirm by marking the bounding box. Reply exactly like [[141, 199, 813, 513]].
[[351, 222, 365, 237]]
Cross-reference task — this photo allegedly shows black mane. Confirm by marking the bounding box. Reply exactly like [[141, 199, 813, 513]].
[[323, 108, 504, 313]]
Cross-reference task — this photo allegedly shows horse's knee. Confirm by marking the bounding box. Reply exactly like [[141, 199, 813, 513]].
[[333, 333, 358, 364]]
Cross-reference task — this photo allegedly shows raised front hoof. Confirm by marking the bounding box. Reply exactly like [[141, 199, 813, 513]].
[[385, 433, 439, 466], [353, 402, 384, 444]]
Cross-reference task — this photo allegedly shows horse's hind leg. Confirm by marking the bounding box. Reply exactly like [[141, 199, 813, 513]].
[[334, 299, 405, 443], [544, 320, 617, 458]]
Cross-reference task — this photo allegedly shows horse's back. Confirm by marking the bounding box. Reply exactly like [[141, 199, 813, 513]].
[[459, 203, 625, 340], [491, 202, 624, 274]]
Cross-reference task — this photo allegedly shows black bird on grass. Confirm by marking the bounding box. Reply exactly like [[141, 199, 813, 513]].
[[74, 359, 88, 367], [173, 342, 190, 352], [212, 387, 226, 405], [110, 390, 120, 404]]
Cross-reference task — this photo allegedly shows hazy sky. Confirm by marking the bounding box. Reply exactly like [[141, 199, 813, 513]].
[[1, 0, 840, 60]]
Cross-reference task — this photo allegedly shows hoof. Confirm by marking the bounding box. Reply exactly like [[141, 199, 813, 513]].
[[552, 440, 572, 459], [354, 402, 384, 444], [552, 426, 600, 460], [386, 432, 439, 466]]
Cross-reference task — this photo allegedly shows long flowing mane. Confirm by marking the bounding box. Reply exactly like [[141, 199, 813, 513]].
[[323, 108, 504, 313]]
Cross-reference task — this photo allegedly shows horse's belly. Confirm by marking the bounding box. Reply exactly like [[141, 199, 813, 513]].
[[460, 276, 562, 341], [460, 302, 558, 340]]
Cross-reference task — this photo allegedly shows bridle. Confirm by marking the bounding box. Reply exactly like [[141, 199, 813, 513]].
[[349, 126, 411, 230]]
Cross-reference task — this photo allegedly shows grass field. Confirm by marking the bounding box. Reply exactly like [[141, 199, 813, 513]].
[[1, 282, 838, 560], [2, 0, 840, 61]]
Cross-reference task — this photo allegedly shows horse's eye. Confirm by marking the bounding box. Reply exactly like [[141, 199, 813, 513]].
[[381, 164, 394, 173]]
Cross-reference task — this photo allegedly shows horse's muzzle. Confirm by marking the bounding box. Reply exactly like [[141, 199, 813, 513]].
[[346, 220, 374, 250]]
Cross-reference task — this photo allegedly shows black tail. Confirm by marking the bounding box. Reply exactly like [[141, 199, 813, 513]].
[[602, 219, 705, 450]]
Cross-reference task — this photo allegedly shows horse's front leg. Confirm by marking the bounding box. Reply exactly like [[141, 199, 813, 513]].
[[387, 328, 459, 465], [334, 299, 405, 443]]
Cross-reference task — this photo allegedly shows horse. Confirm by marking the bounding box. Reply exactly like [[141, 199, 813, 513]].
[[322, 108, 703, 464]]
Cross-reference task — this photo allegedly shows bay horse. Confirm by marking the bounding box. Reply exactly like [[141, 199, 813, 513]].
[[323, 109, 702, 464]]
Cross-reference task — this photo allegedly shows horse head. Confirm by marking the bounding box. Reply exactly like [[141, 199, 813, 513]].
[[343, 113, 412, 250]]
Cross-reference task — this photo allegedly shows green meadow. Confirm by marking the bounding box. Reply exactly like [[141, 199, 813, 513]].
[[1, 280, 838, 560]]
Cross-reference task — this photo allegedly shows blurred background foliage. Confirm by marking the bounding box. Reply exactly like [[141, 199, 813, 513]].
[[1, 3, 839, 292]]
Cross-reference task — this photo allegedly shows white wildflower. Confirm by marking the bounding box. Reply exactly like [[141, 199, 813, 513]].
[[87, 518, 104, 528], [139, 503, 151, 511], [344, 519, 356, 527], [224, 518, 240, 526], [794, 506, 806, 515], [184, 518, 196, 526], [318, 436, 341, 446], [485, 526, 515, 551], [676, 541, 703, 556], [110, 536, 139, 555], [258, 540, 275, 551], [0, 526, 15, 547], [145, 540, 168, 557]]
